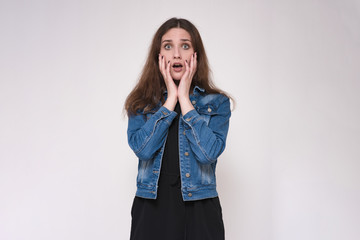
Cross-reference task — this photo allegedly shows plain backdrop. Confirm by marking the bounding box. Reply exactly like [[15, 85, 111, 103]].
[[1, 0, 359, 239]]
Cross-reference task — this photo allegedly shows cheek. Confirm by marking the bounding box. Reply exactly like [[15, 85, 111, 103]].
[[160, 51, 171, 61], [185, 51, 195, 61]]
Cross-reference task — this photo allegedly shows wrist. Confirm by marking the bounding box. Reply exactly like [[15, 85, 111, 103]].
[[178, 97, 194, 115], [178, 95, 190, 104], [163, 96, 178, 111], [178, 92, 190, 100]]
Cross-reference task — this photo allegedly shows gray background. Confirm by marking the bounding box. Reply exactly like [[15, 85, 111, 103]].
[[1, 0, 359, 239]]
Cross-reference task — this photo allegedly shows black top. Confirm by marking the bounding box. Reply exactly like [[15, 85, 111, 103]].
[[160, 101, 181, 176], [130, 101, 225, 240]]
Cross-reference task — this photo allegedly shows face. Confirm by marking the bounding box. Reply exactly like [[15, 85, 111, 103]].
[[160, 28, 195, 80]]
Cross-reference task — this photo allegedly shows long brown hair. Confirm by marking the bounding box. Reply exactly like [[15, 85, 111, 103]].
[[125, 17, 231, 115]]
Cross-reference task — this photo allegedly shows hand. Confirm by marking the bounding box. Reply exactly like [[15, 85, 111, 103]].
[[159, 54, 177, 111], [178, 52, 197, 99], [178, 52, 197, 115]]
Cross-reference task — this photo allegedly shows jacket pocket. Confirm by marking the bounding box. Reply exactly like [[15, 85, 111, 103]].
[[197, 105, 216, 126]]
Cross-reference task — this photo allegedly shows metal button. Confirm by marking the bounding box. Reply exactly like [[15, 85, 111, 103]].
[[207, 107, 212, 113], [188, 193, 192, 197], [162, 111, 168, 115], [185, 117, 192, 121], [185, 173, 190, 178], [183, 131, 186, 135], [184, 152, 189, 156], [192, 100, 196, 105]]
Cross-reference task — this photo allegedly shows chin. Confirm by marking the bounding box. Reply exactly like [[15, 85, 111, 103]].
[[171, 72, 184, 81]]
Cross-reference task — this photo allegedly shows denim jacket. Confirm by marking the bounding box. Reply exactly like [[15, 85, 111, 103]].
[[127, 86, 231, 201]]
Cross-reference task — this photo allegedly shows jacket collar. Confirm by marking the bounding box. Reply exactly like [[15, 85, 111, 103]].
[[193, 85, 205, 94], [163, 85, 205, 96]]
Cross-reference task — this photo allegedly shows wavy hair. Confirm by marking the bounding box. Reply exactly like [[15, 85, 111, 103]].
[[125, 17, 231, 115]]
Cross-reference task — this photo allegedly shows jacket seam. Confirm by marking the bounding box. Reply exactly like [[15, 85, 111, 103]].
[[134, 115, 169, 155], [188, 118, 217, 164]]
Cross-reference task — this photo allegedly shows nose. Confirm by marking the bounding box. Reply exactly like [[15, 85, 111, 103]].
[[173, 47, 181, 59]]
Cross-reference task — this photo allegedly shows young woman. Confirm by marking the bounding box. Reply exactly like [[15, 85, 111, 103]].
[[125, 17, 232, 240]]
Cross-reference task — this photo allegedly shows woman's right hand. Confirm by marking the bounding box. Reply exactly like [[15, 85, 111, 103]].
[[159, 54, 178, 111]]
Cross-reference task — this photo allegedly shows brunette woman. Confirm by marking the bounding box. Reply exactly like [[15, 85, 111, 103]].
[[125, 17, 232, 240]]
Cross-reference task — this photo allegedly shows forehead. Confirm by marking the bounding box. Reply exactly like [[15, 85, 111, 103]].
[[161, 28, 191, 41]]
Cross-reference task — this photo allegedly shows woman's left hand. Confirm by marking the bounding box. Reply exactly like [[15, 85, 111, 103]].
[[178, 52, 197, 115]]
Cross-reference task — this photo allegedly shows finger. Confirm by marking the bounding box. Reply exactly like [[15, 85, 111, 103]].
[[194, 52, 197, 71], [166, 60, 172, 80], [158, 54, 162, 71], [159, 54, 163, 72], [192, 52, 197, 77], [162, 56, 166, 72], [185, 54, 193, 79], [189, 53, 195, 76], [184, 59, 190, 79], [190, 53, 194, 69], [161, 56, 167, 76]]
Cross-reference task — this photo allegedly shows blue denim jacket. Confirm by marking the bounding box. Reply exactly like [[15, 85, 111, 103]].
[[127, 86, 231, 201]]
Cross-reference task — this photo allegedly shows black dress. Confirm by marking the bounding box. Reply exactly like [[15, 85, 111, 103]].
[[130, 102, 225, 240]]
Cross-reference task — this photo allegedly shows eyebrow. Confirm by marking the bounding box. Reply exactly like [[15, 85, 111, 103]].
[[162, 39, 191, 43]]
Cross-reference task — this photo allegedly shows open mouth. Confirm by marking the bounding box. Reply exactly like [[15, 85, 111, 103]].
[[172, 63, 183, 72]]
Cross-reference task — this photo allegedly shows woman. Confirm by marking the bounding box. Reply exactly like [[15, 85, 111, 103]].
[[125, 17, 232, 240]]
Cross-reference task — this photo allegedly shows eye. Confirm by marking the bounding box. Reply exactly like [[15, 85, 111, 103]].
[[164, 44, 171, 50], [182, 44, 190, 49]]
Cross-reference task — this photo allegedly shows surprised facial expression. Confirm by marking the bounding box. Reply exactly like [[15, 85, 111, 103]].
[[160, 28, 195, 80]]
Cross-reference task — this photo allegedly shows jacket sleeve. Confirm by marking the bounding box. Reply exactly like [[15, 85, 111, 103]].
[[182, 97, 231, 164], [127, 106, 177, 161]]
